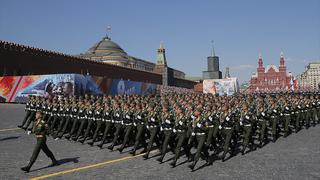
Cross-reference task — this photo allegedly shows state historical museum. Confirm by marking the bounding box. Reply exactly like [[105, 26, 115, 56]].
[[249, 53, 293, 93]]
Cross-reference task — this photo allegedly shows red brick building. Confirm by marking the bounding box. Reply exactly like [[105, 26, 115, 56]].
[[249, 53, 293, 93]]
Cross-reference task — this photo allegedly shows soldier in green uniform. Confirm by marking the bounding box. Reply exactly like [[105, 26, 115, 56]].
[[143, 104, 160, 159], [88, 102, 104, 146], [79, 102, 97, 144], [130, 104, 147, 156], [188, 107, 209, 170], [18, 95, 33, 129], [268, 100, 279, 142], [117, 103, 135, 152], [22, 96, 39, 131], [240, 104, 256, 155], [219, 105, 235, 162], [21, 111, 58, 172], [256, 103, 268, 147], [170, 107, 190, 167], [157, 105, 175, 163], [282, 100, 292, 137], [97, 103, 114, 149], [107, 103, 123, 150]]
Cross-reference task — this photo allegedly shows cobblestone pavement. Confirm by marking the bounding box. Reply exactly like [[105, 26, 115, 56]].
[[0, 104, 320, 180]]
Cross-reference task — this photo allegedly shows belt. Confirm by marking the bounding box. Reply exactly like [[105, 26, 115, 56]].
[[244, 124, 251, 127], [284, 114, 290, 116], [36, 135, 44, 138], [196, 133, 205, 136], [207, 125, 214, 128], [225, 127, 232, 130]]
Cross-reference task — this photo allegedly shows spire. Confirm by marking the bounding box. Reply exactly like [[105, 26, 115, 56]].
[[211, 40, 215, 57], [280, 51, 284, 58], [258, 52, 263, 67], [160, 40, 164, 49], [224, 67, 230, 78], [106, 25, 112, 40], [280, 51, 285, 66], [156, 41, 167, 66]]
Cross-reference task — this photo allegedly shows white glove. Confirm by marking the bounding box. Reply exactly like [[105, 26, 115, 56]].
[[197, 123, 202, 128], [173, 129, 177, 133], [273, 110, 277, 113], [209, 116, 213, 121], [165, 119, 170, 124], [240, 122, 243, 126], [116, 113, 120, 117], [226, 117, 230, 121], [133, 123, 136, 126], [126, 115, 130, 119], [151, 118, 155, 122], [261, 112, 265, 116], [191, 132, 195, 136], [160, 127, 163, 131], [219, 125, 222, 129], [146, 125, 149, 129], [179, 121, 183, 125], [137, 115, 141, 119], [285, 107, 289, 110], [245, 115, 249, 119]]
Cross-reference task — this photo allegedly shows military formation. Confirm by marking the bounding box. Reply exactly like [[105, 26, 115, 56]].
[[18, 92, 320, 170]]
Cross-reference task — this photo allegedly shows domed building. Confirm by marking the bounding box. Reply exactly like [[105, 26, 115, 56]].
[[78, 36, 154, 72], [78, 35, 185, 79]]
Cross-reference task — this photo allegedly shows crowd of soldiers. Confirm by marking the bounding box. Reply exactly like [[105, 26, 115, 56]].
[[18, 91, 320, 170]]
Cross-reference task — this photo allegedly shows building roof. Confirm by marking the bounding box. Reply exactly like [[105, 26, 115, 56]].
[[265, 64, 279, 73], [85, 36, 128, 57]]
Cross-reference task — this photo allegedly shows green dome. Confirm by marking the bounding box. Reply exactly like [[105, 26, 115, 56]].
[[86, 36, 127, 56]]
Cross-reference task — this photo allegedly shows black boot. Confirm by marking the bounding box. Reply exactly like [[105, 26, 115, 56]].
[[143, 152, 149, 159], [129, 149, 136, 156], [78, 139, 84, 144], [117, 147, 124, 153], [170, 160, 177, 167], [221, 152, 227, 162], [241, 146, 247, 155], [188, 161, 197, 170], [87, 141, 94, 146], [97, 143, 103, 149], [21, 166, 31, 173], [156, 156, 164, 163], [18, 125, 23, 128], [107, 145, 114, 151], [49, 159, 59, 167]]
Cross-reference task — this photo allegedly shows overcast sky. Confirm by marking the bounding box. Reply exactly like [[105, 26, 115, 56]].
[[1, 0, 319, 83]]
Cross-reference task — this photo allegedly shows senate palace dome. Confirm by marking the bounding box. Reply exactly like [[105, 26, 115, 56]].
[[78, 34, 185, 79]]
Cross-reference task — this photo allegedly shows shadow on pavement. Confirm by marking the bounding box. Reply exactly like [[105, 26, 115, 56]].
[[29, 157, 80, 172], [0, 136, 20, 141]]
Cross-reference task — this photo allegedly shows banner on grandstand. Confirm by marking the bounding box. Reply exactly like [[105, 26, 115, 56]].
[[0, 74, 158, 103], [203, 78, 239, 96]]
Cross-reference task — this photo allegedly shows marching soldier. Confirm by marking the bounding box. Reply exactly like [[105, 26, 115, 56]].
[[188, 107, 209, 170], [157, 105, 175, 163], [143, 104, 161, 159], [21, 111, 58, 172], [97, 103, 114, 149]]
